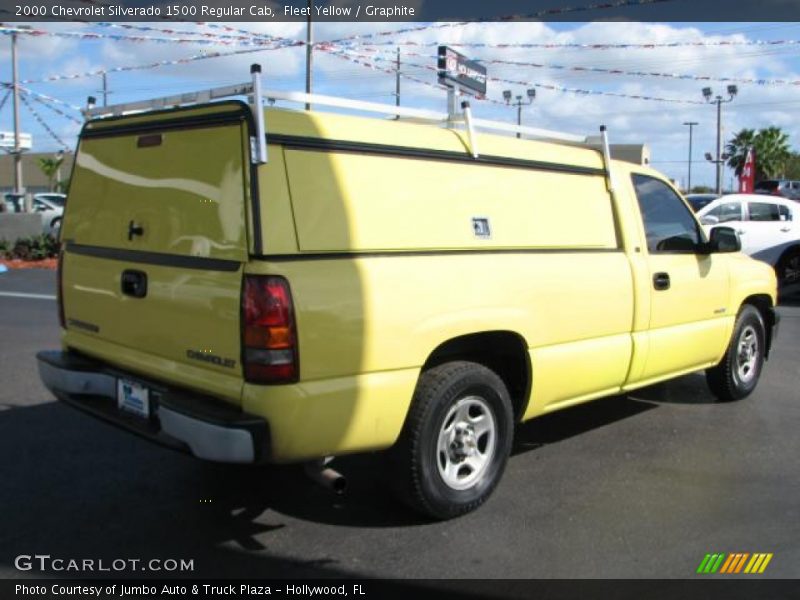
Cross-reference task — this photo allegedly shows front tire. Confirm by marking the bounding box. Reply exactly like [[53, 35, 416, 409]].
[[390, 361, 514, 520], [706, 305, 766, 402]]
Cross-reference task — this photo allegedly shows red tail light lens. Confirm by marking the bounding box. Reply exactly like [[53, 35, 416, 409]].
[[242, 276, 298, 384]]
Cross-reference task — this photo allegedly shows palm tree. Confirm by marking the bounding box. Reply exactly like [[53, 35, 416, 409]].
[[725, 129, 756, 176], [756, 127, 791, 178], [37, 155, 64, 192], [726, 127, 791, 181]]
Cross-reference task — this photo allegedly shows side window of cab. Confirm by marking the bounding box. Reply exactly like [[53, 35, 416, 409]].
[[631, 174, 702, 253]]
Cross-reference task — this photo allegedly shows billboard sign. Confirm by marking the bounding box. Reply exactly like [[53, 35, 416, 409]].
[[0, 131, 32, 150], [437, 46, 487, 96]]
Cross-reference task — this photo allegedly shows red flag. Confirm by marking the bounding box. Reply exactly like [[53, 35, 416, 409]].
[[739, 147, 755, 193]]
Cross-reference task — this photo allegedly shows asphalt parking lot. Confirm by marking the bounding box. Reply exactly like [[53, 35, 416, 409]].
[[1, 268, 798, 580]]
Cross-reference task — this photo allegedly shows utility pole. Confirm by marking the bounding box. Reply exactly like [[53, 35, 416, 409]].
[[11, 30, 23, 195], [683, 121, 698, 193], [715, 99, 721, 192], [305, 0, 313, 111], [395, 47, 401, 118], [102, 72, 108, 107]]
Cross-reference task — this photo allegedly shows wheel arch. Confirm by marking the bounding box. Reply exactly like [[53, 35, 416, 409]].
[[741, 294, 777, 358], [421, 330, 531, 422]]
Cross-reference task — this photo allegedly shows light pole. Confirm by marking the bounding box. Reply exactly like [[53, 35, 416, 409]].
[[503, 88, 536, 139], [305, 0, 313, 111], [702, 85, 737, 195], [683, 121, 698, 193], [10, 27, 31, 195]]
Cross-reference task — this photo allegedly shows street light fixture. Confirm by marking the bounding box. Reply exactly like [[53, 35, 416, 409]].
[[504, 88, 536, 139], [703, 86, 737, 195]]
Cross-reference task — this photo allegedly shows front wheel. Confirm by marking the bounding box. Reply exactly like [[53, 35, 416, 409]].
[[389, 361, 514, 520], [706, 305, 766, 402]]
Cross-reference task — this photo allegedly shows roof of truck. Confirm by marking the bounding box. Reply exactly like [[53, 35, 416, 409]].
[[82, 100, 608, 174], [267, 106, 606, 172]]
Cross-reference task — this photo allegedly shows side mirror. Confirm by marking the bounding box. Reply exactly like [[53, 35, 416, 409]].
[[706, 226, 741, 253], [700, 215, 719, 226]]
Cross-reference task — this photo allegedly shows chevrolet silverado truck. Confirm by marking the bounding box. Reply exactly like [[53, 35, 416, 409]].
[[38, 68, 779, 519]]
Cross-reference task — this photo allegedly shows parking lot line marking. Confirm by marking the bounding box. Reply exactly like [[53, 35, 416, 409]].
[[0, 292, 57, 301]]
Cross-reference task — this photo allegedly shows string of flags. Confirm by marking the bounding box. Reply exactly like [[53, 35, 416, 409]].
[[343, 38, 800, 50], [337, 46, 800, 87], [331, 47, 705, 105], [9, 85, 84, 122], [19, 92, 71, 150], [478, 58, 800, 87], [23, 47, 288, 84], [95, 21, 289, 45], [323, 0, 674, 45], [2, 9, 796, 152], [0, 25, 289, 47]]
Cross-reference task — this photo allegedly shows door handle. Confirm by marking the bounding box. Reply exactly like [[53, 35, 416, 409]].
[[737, 229, 746, 235], [653, 272, 671, 291], [780, 227, 791, 233], [121, 270, 148, 298]]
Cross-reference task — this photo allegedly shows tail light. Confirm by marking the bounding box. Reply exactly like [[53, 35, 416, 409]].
[[56, 245, 65, 328], [242, 276, 298, 384]]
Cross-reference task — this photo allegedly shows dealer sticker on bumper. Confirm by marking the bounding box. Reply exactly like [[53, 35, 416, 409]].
[[117, 378, 150, 419]]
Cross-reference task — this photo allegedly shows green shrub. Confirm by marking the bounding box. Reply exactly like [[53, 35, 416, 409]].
[[0, 239, 10, 259], [8, 234, 59, 261]]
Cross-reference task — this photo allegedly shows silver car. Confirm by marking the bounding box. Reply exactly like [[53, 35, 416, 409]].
[[754, 179, 800, 201]]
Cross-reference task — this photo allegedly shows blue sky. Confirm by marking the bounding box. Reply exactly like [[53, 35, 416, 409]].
[[2, 21, 800, 189]]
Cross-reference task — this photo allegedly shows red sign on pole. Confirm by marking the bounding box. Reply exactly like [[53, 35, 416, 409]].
[[739, 147, 755, 193]]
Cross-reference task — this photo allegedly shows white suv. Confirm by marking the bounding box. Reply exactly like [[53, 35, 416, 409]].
[[697, 193, 800, 288]]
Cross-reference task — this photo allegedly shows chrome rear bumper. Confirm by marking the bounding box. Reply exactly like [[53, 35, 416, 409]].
[[37, 350, 269, 464]]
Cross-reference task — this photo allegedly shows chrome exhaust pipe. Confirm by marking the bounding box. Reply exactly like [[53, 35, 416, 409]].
[[304, 457, 346, 495]]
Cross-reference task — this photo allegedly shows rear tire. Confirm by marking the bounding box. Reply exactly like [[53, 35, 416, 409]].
[[706, 305, 766, 402], [776, 247, 800, 289], [389, 361, 513, 520]]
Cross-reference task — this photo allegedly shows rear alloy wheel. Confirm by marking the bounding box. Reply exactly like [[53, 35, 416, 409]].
[[706, 305, 766, 402], [390, 361, 513, 520]]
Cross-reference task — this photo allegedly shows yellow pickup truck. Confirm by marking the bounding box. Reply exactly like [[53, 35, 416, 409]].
[[38, 68, 779, 519]]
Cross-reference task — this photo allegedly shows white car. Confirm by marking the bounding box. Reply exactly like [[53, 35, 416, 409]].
[[697, 193, 800, 288], [33, 193, 66, 235], [3, 192, 65, 236]]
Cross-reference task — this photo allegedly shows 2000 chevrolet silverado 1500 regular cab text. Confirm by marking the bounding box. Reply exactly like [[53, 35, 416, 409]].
[[38, 68, 779, 519]]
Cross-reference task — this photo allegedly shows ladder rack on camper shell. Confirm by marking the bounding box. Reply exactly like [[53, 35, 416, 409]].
[[82, 64, 624, 181]]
